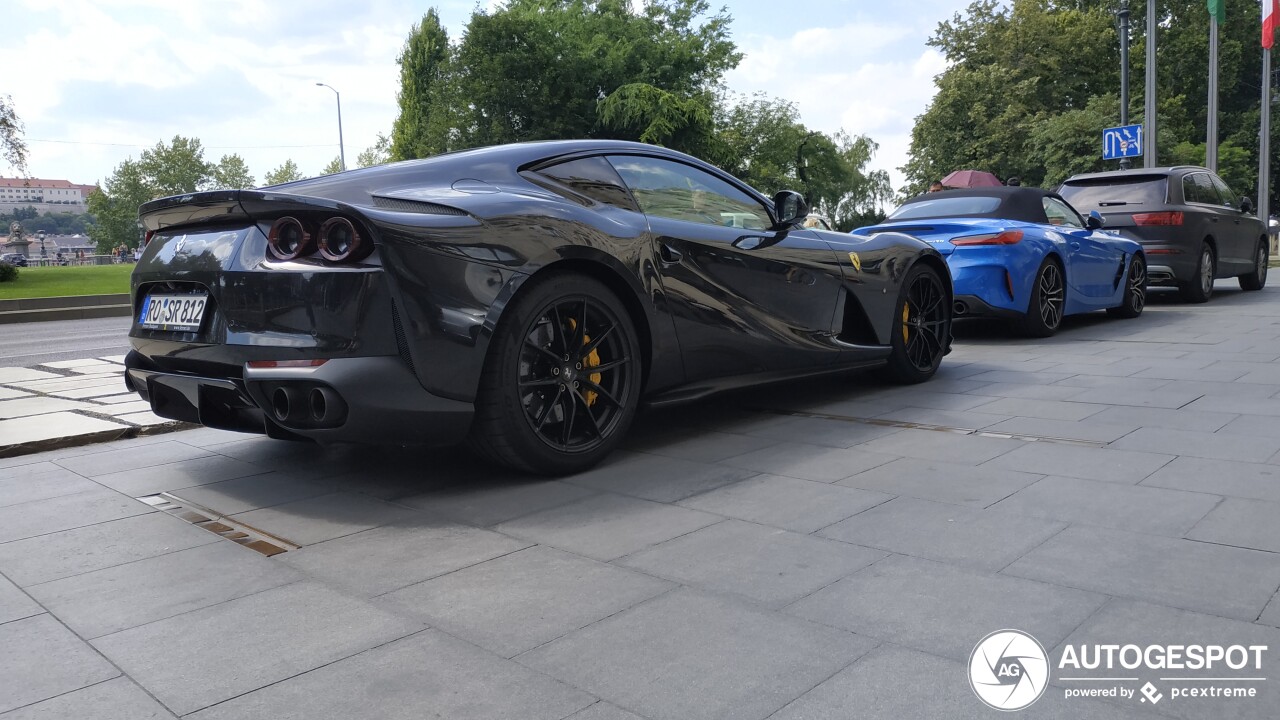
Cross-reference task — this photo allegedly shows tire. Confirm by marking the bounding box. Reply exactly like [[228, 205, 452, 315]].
[[467, 273, 642, 475], [1016, 257, 1066, 337], [1107, 253, 1146, 318], [1239, 240, 1269, 291], [884, 263, 950, 384], [1179, 243, 1215, 303]]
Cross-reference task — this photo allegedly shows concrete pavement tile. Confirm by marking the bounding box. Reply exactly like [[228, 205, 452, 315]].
[[1263, 592, 1280, 628], [17, 375, 123, 393], [982, 416, 1140, 443], [90, 393, 144, 405], [678, 474, 892, 533], [740, 414, 905, 448], [28, 541, 302, 639], [1160, 379, 1280, 399], [0, 387, 31, 400], [90, 454, 270, 497], [0, 412, 126, 446], [818, 496, 1067, 572], [619, 519, 885, 608], [0, 368, 59, 383], [280, 519, 531, 597], [168, 426, 259, 447], [114, 411, 174, 426], [856, 428, 1024, 465], [1004, 525, 1280, 621], [55, 441, 214, 478], [1187, 497, 1280, 552], [962, 370, 1077, 385], [868, 406, 1012, 430], [0, 677, 176, 720], [0, 512, 217, 587], [1110, 426, 1280, 463], [838, 457, 1041, 507], [719, 442, 897, 482], [0, 615, 119, 714], [563, 452, 756, 502], [41, 359, 109, 369], [0, 397, 96, 419], [0, 488, 151, 544], [495, 492, 720, 562], [97, 401, 152, 416], [1185, 394, 1280, 416], [1132, 363, 1250, 382], [0, 574, 40, 625], [48, 384, 132, 400], [518, 589, 876, 720], [984, 442, 1172, 484], [66, 363, 122, 375], [400, 478, 598, 527], [639, 430, 779, 463], [964, 381, 1090, 400], [165, 472, 329, 515], [384, 545, 671, 658], [786, 555, 1106, 662], [564, 702, 647, 720], [1143, 458, 1280, 502], [1050, 374, 1171, 390], [993, 476, 1220, 537], [187, 629, 592, 720], [1088, 404, 1237, 432], [1215, 414, 1280, 441], [884, 389, 1007, 411], [0, 467, 99, 508], [230, 492, 422, 546], [1061, 387, 1204, 409], [98, 355, 127, 364], [1056, 600, 1280, 720], [0, 461, 63, 481], [91, 581, 423, 716]]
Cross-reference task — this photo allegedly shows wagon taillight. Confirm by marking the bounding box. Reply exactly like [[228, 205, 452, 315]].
[[1133, 212, 1183, 226]]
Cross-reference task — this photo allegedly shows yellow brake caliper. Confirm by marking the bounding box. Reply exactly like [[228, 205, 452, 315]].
[[567, 318, 602, 406], [901, 301, 910, 345]]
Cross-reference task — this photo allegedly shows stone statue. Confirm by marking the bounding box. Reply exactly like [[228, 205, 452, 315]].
[[3, 220, 32, 258], [7, 221, 21, 241]]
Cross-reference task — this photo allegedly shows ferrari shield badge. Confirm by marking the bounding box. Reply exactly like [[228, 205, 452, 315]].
[[847, 252, 861, 272]]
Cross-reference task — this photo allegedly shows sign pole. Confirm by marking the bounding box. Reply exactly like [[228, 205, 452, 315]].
[[1119, 0, 1132, 169], [1208, 15, 1219, 171], [1145, 0, 1158, 168], [1260, 46, 1272, 245]]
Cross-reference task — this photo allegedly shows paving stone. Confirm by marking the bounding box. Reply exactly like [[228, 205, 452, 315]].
[[1142, 456, 1280, 502], [28, 542, 302, 639], [41, 359, 109, 369], [0, 676, 177, 719], [1088, 404, 1238, 432], [1186, 497, 1280, 553], [97, 401, 153, 416], [90, 454, 270, 497], [740, 414, 905, 448], [0, 397, 96, 419], [719, 442, 897, 482], [562, 452, 756, 502], [884, 389, 1007, 411], [0, 387, 31, 400], [0, 574, 40, 625], [620, 520, 884, 607], [992, 476, 1220, 537], [1056, 600, 1280, 720], [1110, 426, 1280, 463], [984, 442, 1172, 484], [563, 702, 648, 720], [0, 412, 126, 446], [638, 430, 779, 463], [114, 411, 174, 426], [518, 589, 876, 720], [230, 492, 422, 546], [66, 363, 122, 375], [982, 416, 1140, 443], [494, 492, 720, 562], [1185, 394, 1280, 416], [49, 383, 132, 400], [1051, 374, 1171, 390], [1061, 388, 1205, 411], [164, 472, 329, 515], [856, 428, 1024, 465], [1263, 592, 1280, 628], [0, 488, 151, 544], [281, 519, 531, 597], [385, 545, 671, 657], [0, 367, 59, 383], [868, 405, 1012, 430], [968, 381, 1093, 400], [0, 512, 217, 587], [0, 615, 119, 714], [838, 457, 1041, 507], [1165, 379, 1280, 399], [963, 370, 1077, 385], [0, 467, 99, 508], [400, 478, 598, 527], [90, 393, 145, 405], [188, 629, 592, 720], [818, 496, 1066, 572], [678, 473, 891, 533], [55, 441, 214, 478], [787, 555, 1105, 662], [969, 396, 1111, 421], [91, 581, 422, 716], [1004, 525, 1280, 621]]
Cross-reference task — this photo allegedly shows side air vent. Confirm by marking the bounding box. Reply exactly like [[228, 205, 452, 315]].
[[372, 196, 468, 215], [837, 290, 879, 345], [391, 301, 414, 368]]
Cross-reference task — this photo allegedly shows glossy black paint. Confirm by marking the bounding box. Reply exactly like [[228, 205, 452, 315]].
[[126, 140, 947, 444]]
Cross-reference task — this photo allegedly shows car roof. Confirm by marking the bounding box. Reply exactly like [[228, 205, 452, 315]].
[[888, 186, 1067, 225], [1062, 166, 1206, 183]]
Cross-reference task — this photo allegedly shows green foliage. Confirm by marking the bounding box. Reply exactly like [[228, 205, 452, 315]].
[[263, 159, 304, 186], [321, 156, 344, 175], [390, 10, 451, 161], [0, 95, 27, 175], [0, 262, 17, 283], [138, 136, 212, 196], [211, 153, 255, 189], [357, 134, 391, 168], [86, 159, 150, 253], [0, 209, 92, 236], [597, 83, 715, 152]]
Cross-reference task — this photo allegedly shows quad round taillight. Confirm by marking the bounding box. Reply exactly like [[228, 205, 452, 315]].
[[267, 217, 314, 260], [317, 217, 368, 262]]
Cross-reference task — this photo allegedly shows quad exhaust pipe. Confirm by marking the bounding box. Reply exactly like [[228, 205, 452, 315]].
[[953, 301, 968, 316], [269, 384, 346, 428]]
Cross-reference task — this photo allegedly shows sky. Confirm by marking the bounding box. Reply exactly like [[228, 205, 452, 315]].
[[0, 0, 973, 193]]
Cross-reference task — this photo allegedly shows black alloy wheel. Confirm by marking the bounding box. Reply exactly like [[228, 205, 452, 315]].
[[1108, 254, 1147, 318], [469, 273, 641, 475], [885, 264, 950, 384], [1239, 240, 1269, 291], [1017, 258, 1065, 337]]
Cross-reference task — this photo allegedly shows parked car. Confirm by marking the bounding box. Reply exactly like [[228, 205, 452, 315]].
[[855, 187, 1146, 337], [0, 253, 27, 267], [1058, 167, 1268, 302], [125, 140, 952, 474]]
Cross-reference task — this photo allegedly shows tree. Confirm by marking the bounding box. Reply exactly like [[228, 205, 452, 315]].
[[321, 156, 343, 175], [138, 136, 212, 196], [357, 134, 391, 168], [390, 10, 451, 161], [0, 95, 27, 175], [263, 159, 304, 186], [86, 159, 151, 252], [211, 153, 256, 189]]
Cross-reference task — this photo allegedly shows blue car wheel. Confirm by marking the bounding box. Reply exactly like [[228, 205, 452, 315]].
[[1017, 258, 1065, 337]]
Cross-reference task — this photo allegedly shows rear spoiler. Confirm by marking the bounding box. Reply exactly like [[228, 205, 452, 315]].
[[139, 190, 349, 232]]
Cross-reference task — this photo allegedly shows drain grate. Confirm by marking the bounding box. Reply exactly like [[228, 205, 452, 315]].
[[138, 493, 299, 556], [755, 408, 1106, 448]]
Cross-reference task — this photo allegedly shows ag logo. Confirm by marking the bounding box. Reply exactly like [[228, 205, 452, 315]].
[[968, 629, 1049, 711]]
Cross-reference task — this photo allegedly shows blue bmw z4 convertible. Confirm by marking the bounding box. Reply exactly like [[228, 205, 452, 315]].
[[856, 187, 1147, 337]]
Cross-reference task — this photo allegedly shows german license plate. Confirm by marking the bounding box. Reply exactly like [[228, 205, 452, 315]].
[[139, 294, 208, 332]]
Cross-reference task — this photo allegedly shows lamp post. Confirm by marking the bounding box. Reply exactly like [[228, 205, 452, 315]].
[[1117, 0, 1132, 170], [315, 82, 346, 172], [37, 231, 46, 259]]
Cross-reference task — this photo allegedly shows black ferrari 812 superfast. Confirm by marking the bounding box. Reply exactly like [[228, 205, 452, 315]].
[[125, 140, 952, 474]]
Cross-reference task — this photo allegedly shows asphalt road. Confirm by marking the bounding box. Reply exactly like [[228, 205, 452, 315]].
[[0, 316, 132, 367]]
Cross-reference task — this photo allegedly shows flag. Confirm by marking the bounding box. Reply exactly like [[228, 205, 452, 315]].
[[1208, 0, 1224, 23], [1267, 0, 1279, 49]]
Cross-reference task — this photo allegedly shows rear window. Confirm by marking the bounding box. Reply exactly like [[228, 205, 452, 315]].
[[887, 196, 1001, 220], [1058, 177, 1168, 207]]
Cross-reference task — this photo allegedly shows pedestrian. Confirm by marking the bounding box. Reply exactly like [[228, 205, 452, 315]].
[[929, 181, 945, 193], [1006, 176, 1021, 187]]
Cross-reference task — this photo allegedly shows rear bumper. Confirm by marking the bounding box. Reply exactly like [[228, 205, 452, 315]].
[[124, 352, 473, 446], [952, 294, 1023, 319]]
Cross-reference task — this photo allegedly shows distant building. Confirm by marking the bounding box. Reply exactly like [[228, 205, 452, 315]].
[[0, 178, 96, 214]]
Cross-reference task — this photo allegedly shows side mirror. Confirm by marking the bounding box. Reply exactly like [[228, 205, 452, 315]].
[[1241, 196, 1255, 214], [772, 190, 809, 228], [1085, 210, 1105, 230]]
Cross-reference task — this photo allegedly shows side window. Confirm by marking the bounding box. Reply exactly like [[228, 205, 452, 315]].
[[1042, 197, 1083, 228], [1209, 174, 1237, 208], [607, 156, 771, 229], [536, 156, 639, 212], [1185, 173, 1217, 205]]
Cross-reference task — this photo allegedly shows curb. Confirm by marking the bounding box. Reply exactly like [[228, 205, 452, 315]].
[[0, 420, 195, 459], [0, 294, 132, 324]]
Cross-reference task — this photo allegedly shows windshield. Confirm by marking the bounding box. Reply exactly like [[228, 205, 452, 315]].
[[1058, 177, 1167, 207], [887, 196, 1001, 220]]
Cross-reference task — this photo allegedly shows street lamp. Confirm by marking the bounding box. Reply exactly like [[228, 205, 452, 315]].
[[315, 82, 346, 172], [37, 231, 46, 259]]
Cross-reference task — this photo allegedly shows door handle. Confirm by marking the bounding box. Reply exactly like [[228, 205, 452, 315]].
[[659, 243, 683, 263]]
